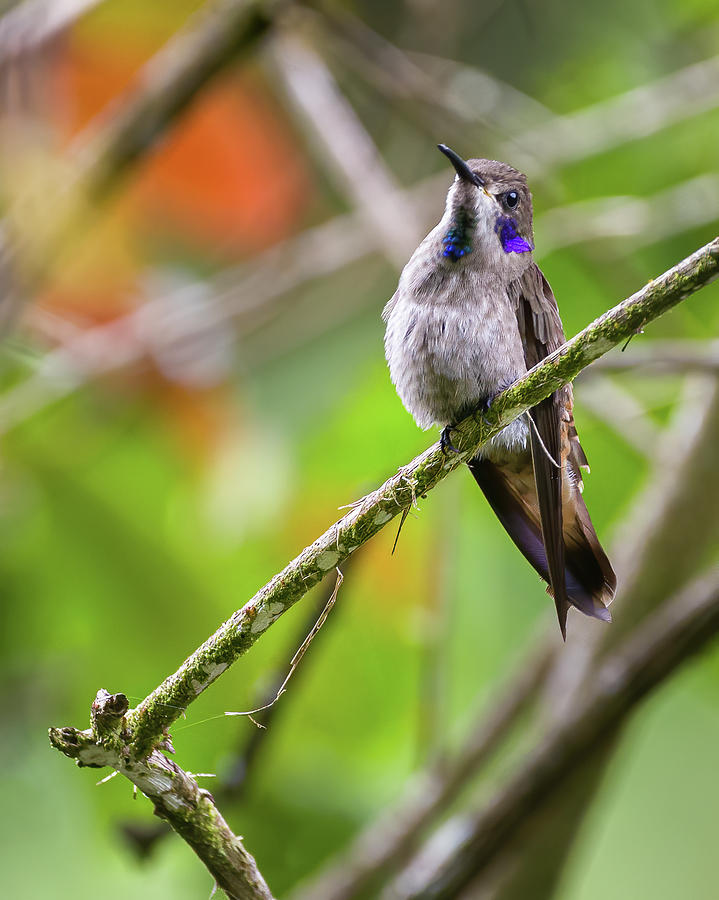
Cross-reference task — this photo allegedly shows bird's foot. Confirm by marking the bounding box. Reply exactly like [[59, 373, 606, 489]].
[[440, 424, 460, 454], [473, 380, 515, 427], [473, 394, 497, 428]]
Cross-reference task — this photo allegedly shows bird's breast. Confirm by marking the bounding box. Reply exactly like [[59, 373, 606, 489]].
[[384, 272, 528, 434]]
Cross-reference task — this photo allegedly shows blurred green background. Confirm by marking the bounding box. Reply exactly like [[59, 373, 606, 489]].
[[0, 0, 718, 897]]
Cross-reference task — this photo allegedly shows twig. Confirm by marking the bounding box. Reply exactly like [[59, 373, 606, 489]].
[[226, 568, 343, 719], [49, 690, 274, 900], [222, 558, 352, 798], [383, 567, 719, 900], [105, 236, 719, 758], [120, 561, 352, 861]]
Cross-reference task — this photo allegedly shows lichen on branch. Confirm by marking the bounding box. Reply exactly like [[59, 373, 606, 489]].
[[50, 690, 273, 900]]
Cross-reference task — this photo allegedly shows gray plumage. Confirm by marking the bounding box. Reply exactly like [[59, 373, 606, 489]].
[[383, 148, 616, 636]]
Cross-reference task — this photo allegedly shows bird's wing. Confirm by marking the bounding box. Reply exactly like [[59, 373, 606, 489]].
[[519, 266, 590, 479], [512, 264, 570, 634], [511, 264, 615, 633]]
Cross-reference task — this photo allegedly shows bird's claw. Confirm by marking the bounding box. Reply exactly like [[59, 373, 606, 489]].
[[440, 425, 460, 454], [474, 395, 496, 428]]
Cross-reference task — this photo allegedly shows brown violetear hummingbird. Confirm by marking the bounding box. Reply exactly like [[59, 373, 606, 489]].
[[383, 144, 616, 637]]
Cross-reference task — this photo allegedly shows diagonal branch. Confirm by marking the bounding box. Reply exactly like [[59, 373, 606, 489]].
[[72, 0, 276, 205], [268, 32, 422, 267], [121, 235, 719, 758], [382, 567, 719, 900]]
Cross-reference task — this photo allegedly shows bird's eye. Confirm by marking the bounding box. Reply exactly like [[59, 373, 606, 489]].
[[504, 190, 519, 209]]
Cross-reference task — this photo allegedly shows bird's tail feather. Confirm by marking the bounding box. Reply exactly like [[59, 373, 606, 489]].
[[467, 456, 615, 633]]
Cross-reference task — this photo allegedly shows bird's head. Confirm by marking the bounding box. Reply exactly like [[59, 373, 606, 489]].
[[437, 144, 534, 276]]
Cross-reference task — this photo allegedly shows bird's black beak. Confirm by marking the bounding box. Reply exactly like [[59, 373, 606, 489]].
[[437, 144, 484, 187]]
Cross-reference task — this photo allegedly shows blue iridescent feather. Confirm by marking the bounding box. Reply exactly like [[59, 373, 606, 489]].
[[495, 216, 533, 254], [441, 209, 476, 262]]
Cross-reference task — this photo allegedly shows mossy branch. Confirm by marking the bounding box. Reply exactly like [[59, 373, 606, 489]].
[[49, 691, 273, 900], [120, 235, 718, 757]]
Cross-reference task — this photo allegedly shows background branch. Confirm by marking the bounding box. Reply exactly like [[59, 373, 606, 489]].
[[268, 30, 421, 266], [586, 338, 719, 373], [5, 171, 712, 440], [73, 0, 276, 205], [295, 369, 719, 900], [477, 373, 719, 899], [290, 639, 554, 900], [0, 0, 276, 334], [384, 567, 719, 900]]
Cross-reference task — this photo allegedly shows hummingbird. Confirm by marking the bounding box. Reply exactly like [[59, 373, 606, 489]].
[[383, 144, 616, 637]]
